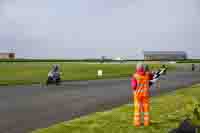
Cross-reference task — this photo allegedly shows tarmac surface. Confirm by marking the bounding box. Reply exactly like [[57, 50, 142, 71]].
[[0, 71, 200, 133]]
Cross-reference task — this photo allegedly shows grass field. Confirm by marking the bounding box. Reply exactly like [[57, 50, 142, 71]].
[[0, 62, 174, 86], [32, 84, 200, 133]]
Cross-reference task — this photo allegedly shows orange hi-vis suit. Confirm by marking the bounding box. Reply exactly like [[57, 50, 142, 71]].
[[132, 73, 150, 127]]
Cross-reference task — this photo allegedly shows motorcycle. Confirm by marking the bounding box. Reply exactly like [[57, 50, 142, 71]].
[[46, 65, 61, 86]]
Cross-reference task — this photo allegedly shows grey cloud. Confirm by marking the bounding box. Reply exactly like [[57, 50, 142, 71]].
[[0, 0, 200, 59]]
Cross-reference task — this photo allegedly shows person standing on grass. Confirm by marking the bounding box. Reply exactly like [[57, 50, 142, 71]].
[[131, 62, 151, 127], [131, 63, 165, 127]]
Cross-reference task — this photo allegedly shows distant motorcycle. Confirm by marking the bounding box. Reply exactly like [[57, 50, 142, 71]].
[[46, 65, 61, 86]]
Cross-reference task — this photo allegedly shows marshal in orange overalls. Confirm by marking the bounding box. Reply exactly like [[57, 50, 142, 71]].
[[132, 73, 150, 127]]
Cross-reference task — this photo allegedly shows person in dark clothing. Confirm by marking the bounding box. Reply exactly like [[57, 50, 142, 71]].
[[192, 64, 195, 71]]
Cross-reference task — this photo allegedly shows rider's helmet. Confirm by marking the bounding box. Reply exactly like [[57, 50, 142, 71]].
[[52, 64, 60, 72]]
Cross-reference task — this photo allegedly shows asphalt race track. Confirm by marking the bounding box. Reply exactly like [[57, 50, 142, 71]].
[[0, 72, 200, 133]]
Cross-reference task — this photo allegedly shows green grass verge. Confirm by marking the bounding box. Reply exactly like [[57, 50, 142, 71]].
[[176, 59, 200, 63], [32, 84, 200, 133], [0, 62, 175, 86]]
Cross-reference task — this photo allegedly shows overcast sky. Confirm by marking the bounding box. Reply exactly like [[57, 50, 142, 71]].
[[0, 0, 200, 59]]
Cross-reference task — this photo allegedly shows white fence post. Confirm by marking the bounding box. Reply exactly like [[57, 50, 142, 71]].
[[97, 70, 103, 77]]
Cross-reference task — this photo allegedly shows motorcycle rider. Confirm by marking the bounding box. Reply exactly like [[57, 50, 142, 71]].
[[47, 64, 61, 85]]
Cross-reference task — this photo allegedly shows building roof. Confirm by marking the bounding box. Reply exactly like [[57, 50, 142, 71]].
[[143, 51, 187, 56], [0, 53, 10, 55]]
